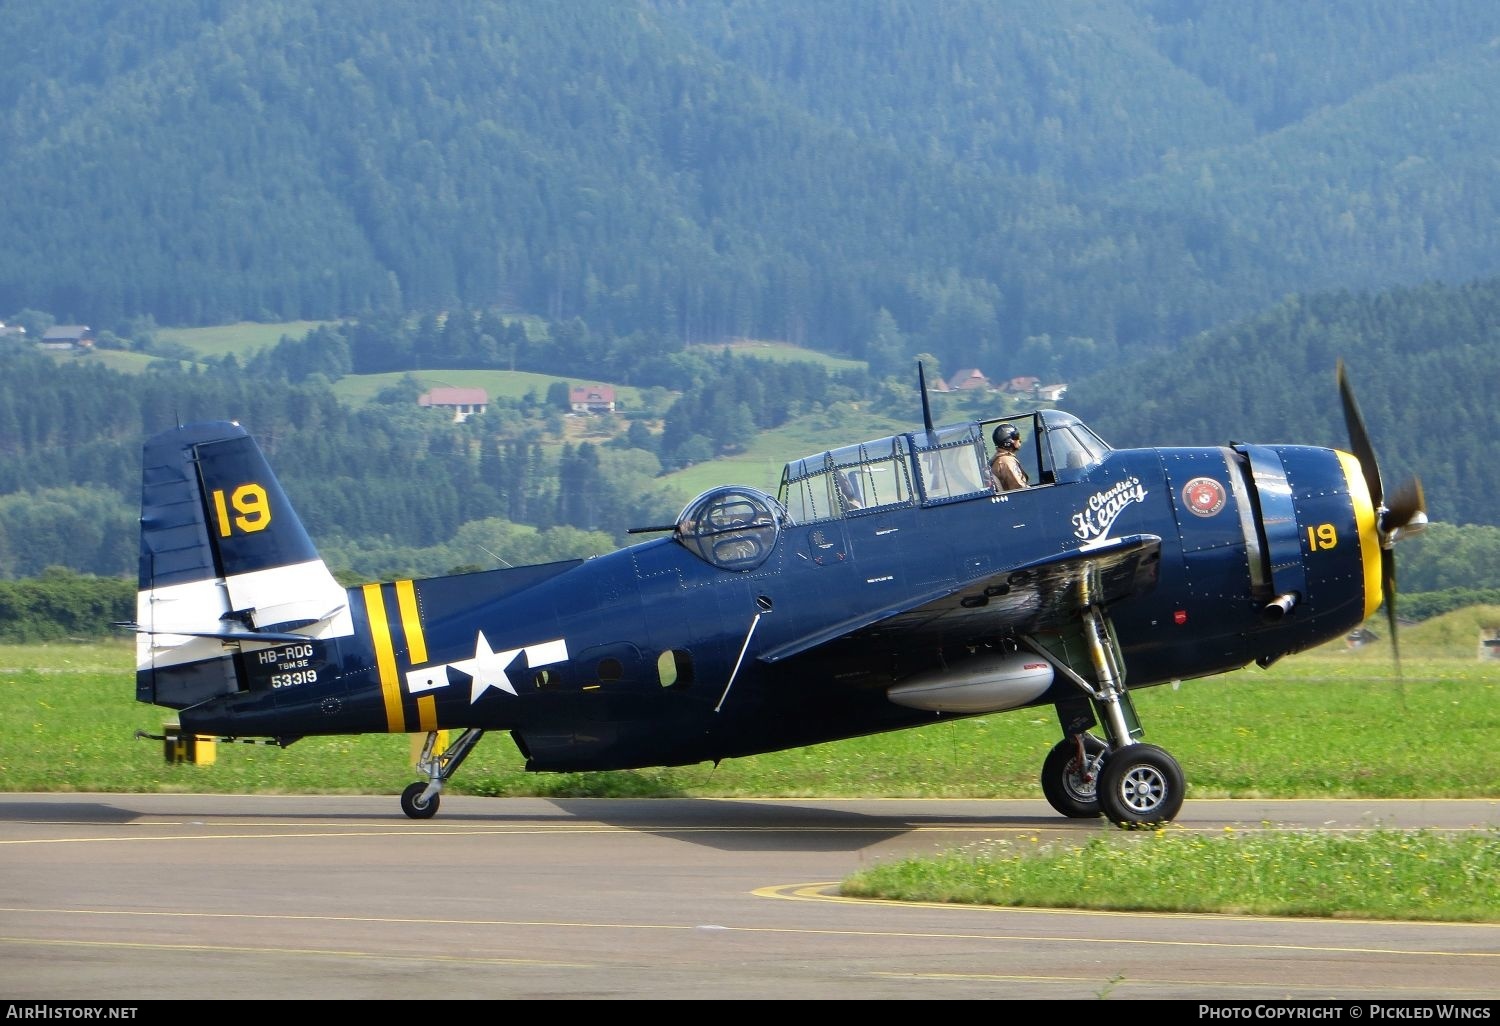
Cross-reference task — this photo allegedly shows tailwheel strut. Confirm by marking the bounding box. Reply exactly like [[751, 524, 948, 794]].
[[401, 727, 485, 820]]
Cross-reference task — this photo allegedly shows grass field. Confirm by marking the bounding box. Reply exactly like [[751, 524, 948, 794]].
[[688, 339, 867, 373], [658, 403, 914, 496], [4, 613, 1497, 921], [4, 610, 1498, 800], [842, 827, 1500, 923], [155, 321, 337, 358], [328, 367, 646, 409]]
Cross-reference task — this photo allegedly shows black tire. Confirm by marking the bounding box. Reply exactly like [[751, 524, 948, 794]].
[[1096, 743, 1184, 829], [1040, 733, 1107, 819], [401, 781, 440, 820]]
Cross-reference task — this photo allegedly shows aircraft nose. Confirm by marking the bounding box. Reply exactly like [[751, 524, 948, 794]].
[[1334, 449, 1382, 622]]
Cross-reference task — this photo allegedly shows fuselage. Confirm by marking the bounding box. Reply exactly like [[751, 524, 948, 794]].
[[162, 413, 1379, 773]]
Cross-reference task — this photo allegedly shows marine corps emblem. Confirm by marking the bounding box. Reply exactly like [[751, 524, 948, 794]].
[[1182, 477, 1226, 517]]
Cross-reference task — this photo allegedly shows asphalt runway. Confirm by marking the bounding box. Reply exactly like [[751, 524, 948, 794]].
[[1, 793, 1497, 1002]]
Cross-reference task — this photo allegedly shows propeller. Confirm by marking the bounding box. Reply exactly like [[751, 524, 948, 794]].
[[1336, 359, 1429, 676]]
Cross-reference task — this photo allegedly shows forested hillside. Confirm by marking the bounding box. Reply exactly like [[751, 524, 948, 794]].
[[2, 268, 1498, 594], [1065, 277, 1500, 530], [0, 322, 891, 581], [5, 1, 1500, 383], [4, 0, 1500, 601]]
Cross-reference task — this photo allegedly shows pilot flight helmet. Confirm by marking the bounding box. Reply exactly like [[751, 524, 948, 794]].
[[993, 423, 1020, 449]]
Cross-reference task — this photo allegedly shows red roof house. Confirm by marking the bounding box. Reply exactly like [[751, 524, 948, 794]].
[[419, 387, 488, 422]]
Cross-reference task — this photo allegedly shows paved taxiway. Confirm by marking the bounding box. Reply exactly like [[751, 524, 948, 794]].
[[1, 794, 1497, 1001]]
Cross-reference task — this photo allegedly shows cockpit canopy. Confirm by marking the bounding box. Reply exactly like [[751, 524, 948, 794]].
[[1014, 408, 1111, 483], [672, 409, 1112, 569], [777, 408, 1111, 525]]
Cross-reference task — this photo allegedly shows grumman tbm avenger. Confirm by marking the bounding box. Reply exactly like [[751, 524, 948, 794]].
[[127, 361, 1426, 827]]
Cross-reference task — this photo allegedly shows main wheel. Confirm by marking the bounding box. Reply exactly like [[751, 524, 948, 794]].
[[401, 781, 440, 820], [1040, 733, 1107, 818], [1096, 743, 1184, 829]]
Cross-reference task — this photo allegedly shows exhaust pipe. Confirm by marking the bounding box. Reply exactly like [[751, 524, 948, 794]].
[[1261, 592, 1297, 621]]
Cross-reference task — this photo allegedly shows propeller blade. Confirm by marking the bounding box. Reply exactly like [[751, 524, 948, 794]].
[[1337, 359, 1384, 509], [1381, 547, 1402, 686], [1383, 476, 1428, 543], [1337, 358, 1416, 700]]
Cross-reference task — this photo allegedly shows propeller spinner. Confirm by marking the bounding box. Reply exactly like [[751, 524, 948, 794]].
[[1336, 359, 1429, 670]]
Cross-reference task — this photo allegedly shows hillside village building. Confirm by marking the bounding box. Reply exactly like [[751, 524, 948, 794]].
[[39, 325, 93, 351], [418, 386, 488, 423], [570, 384, 617, 413]]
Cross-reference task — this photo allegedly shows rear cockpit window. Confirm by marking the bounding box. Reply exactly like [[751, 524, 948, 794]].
[[779, 458, 839, 524], [779, 436, 915, 521], [675, 486, 782, 570], [829, 438, 912, 513]]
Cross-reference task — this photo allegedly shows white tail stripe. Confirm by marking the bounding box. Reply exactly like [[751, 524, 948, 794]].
[[136, 559, 352, 671]]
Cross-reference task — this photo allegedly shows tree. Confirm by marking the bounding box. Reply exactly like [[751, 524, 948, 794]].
[[866, 308, 905, 379]]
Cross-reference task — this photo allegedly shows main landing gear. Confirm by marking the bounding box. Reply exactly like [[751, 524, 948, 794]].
[[400, 727, 486, 820], [1040, 732, 1107, 819], [1040, 732, 1185, 828], [1027, 606, 1188, 829]]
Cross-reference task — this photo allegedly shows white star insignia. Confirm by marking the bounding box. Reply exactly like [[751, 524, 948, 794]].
[[404, 634, 570, 704], [448, 631, 523, 703]]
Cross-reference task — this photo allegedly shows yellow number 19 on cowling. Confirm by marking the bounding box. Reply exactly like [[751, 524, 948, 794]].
[[1305, 522, 1337, 551]]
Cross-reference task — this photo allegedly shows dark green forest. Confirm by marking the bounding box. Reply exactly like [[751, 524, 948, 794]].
[[3, 1, 1500, 633], [4, 270, 1500, 597], [0, 329, 874, 577], [6, 2, 1500, 380]]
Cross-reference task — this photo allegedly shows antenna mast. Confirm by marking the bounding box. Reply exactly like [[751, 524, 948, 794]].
[[917, 361, 935, 436]]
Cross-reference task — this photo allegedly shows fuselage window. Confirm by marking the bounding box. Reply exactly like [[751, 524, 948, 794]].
[[779, 467, 837, 524], [598, 657, 623, 682], [534, 668, 561, 690], [657, 649, 694, 690], [829, 439, 913, 513]]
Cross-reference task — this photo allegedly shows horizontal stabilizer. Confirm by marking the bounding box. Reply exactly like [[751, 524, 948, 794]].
[[117, 622, 319, 644]]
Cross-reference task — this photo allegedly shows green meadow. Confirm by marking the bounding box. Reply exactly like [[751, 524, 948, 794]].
[[842, 828, 1500, 923], [3, 608, 1498, 921], [4, 609, 1497, 800], [327, 367, 646, 409], [155, 321, 337, 358]]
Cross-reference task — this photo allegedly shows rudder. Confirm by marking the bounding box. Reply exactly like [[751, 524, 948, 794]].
[[135, 421, 353, 710]]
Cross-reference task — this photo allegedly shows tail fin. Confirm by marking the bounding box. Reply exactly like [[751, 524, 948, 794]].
[[134, 421, 353, 710]]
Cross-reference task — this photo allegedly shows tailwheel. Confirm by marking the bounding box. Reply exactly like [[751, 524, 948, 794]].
[[398, 727, 485, 820], [1096, 743, 1184, 829], [401, 781, 440, 820], [1040, 733, 1107, 818]]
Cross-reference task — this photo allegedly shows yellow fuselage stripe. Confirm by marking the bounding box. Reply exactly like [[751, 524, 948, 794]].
[[395, 579, 427, 665], [416, 694, 439, 733], [363, 583, 406, 733], [1336, 450, 1383, 620]]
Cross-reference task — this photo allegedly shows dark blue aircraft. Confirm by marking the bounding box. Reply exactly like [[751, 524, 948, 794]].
[[128, 362, 1425, 827]]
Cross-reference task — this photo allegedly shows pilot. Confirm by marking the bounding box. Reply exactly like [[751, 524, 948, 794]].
[[990, 423, 1029, 492], [836, 470, 862, 509]]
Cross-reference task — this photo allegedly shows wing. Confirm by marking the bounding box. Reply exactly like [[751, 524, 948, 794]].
[[759, 533, 1162, 664]]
